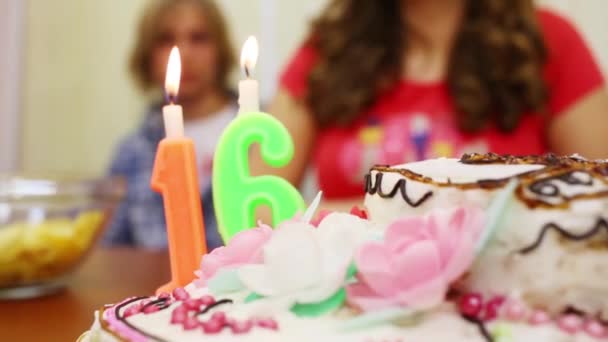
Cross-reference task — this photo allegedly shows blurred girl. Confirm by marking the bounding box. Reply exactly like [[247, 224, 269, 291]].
[[255, 0, 608, 210]]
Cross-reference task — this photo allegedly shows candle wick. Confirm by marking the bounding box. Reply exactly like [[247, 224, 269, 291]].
[[165, 92, 178, 105], [244, 66, 250, 79]]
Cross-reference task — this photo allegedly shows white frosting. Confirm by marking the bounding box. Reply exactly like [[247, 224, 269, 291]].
[[82, 285, 599, 342], [398, 158, 544, 183], [81, 157, 608, 341], [364, 157, 608, 317], [467, 200, 608, 318], [365, 159, 545, 226]]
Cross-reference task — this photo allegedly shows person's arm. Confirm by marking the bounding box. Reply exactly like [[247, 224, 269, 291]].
[[548, 88, 608, 159], [539, 10, 608, 159]]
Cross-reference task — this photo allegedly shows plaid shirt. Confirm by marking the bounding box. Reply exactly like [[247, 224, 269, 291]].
[[103, 104, 225, 250]]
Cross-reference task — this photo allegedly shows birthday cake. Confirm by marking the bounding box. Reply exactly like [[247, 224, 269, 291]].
[[81, 153, 608, 341]]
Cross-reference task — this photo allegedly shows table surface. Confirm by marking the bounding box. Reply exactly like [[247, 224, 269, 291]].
[[0, 248, 170, 342]]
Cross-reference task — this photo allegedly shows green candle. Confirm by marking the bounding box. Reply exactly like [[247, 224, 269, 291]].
[[212, 111, 306, 242], [213, 36, 305, 242]]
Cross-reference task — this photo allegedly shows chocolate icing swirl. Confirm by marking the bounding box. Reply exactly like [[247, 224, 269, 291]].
[[369, 153, 608, 209], [460, 152, 592, 167], [109, 296, 234, 341], [115, 296, 168, 342], [141, 297, 171, 312], [196, 298, 233, 316], [364, 172, 433, 207], [518, 218, 608, 254], [461, 315, 493, 342], [528, 171, 594, 198]]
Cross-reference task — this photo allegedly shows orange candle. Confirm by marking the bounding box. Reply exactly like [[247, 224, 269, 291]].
[[151, 46, 207, 294]]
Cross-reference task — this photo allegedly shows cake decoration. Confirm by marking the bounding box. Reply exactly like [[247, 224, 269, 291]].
[[106, 297, 164, 342], [474, 179, 517, 255], [151, 46, 208, 294], [79, 23, 608, 339], [193, 223, 273, 288], [517, 218, 608, 254], [212, 36, 306, 243], [212, 111, 306, 242], [490, 323, 513, 342], [83, 153, 608, 341], [346, 207, 485, 312], [238, 212, 369, 317], [364, 171, 434, 206], [528, 171, 594, 197]]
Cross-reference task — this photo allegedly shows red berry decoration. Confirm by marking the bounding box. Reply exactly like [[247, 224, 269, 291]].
[[142, 304, 160, 314], [557, 314, 583, 335], [584, 320, 607, 338], [230, 319, 254, 334], [202, 319, 224, 334], [183, 299, 202, 311], [256, 318, 279, 330], [199, 295, 216, 306], [458, 293, 484, 318], [170, 310, 187, 325], [182, 317, 200, 330], [172, 287, 190, 301], [173, 304, 188, 314], [210, 311, 227, 325], [483, 296, 505, 321], [349, 206, 368, 219], [123, 303, 143, 318]]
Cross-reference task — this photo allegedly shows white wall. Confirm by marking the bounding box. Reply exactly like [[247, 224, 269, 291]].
[[537, 0, 608, 76], [21, 0, 148, 175], [19, 0, 328, 175], [0, 0, 23, 172], [17, 0, 608, 175], [217, 0, 327, 102]]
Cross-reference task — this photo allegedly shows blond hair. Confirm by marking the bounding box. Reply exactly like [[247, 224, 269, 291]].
[[129, 0, 236, 93]]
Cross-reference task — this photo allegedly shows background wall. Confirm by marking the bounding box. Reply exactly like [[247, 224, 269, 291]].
[[537, 0, 608, 72], [21, 1, 148, 175], [0, 0, 23, 172], [15, 0, 608, 175]]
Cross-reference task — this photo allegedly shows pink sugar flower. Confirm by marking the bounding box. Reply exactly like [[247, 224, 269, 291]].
[[347, 207, 484, 312], [194, 223, 273, 287]]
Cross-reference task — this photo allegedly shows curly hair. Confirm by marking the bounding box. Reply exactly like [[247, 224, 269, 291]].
[[307, 0, 548, 132]]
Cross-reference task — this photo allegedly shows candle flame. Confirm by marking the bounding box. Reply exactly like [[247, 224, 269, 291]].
[[240, 36, 258, 77], [165, 46, 181, 100]]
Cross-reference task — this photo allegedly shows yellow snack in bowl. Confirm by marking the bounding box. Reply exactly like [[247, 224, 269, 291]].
[[0, 224, 23, 264], [73, 211, 104, 250], [22, 219, 72, 265], [0, 210, 104, 286]]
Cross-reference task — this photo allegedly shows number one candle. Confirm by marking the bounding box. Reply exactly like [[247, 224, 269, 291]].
[[151, 47, 207, 294], [213, 36, 306, 242]]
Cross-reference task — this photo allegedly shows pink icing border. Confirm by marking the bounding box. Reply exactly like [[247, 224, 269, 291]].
[[103, 297, 149, 342]]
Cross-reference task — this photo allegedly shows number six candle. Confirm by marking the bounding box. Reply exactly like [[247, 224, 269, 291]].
[[213, 36, 306, 242], [151, 47, 207, 293]]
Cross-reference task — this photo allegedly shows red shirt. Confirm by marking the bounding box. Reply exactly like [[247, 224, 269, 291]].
[[280, 9, 605, 199]]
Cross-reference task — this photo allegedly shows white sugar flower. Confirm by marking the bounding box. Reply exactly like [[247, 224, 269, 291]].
[[238, 213, 369, 306]]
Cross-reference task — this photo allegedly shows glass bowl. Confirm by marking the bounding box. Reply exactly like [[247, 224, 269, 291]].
[[0, 174, 125, 299]]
